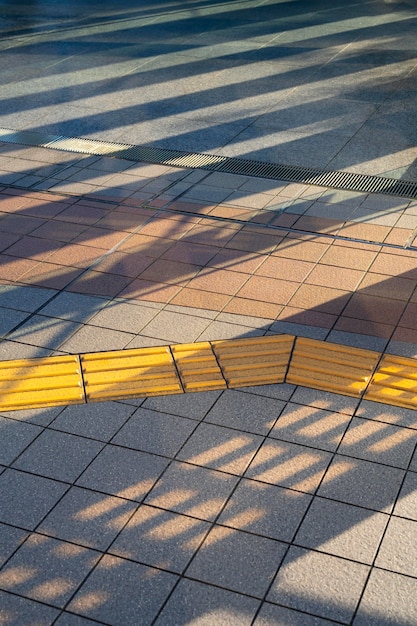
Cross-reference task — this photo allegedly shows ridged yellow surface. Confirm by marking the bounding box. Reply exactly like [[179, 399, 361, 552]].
[[171, 343, 226, 392], [364, 354, 417, 408]]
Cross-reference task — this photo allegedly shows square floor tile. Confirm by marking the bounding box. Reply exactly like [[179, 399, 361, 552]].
[[374, 516, 417, 577], [0, 590, 59, 625], [217, 477, 311, 542], [0, 405, 64, 427], [76, 445, 169, 501], [0, 534, 100, 608], [0, 417, 43, 465], [290, 387, 359, 415], [145, 460, 238, 521], [112, 408, 198, 457], [0, 306, 28, 335], [267, 546, 369, 623], [67, 554, 177, 626], [51, 402, 135, 441], [353, 569, 417, 626], [39, 292, 108, 322], [0, 284, 56, 312], [38, 486, 137, 551], [87, 301, 158, 333], [337, 417, 417, 469], [203, 389, 285, 436], [176, 422, 263, 475], [0, 469, 68, 529], [185, 526, 287, 598], [317, 455, 405, 513], [6, 314, 81, 350], [12, 430, 104, 483], [109, 504, 210, 573], [0, 523, 29, 567], [254, 602, 336, 625], [140, 309, 211, 343], [294, 497, 388, 564], [246, 439, 332, 494], [270, 403, 351, 451], [393, 471, 417, 521], [356, 400, 417, 430], [154, 578, 260, 626], [59, 324, 135, 353], [142, 390, 222, 419]]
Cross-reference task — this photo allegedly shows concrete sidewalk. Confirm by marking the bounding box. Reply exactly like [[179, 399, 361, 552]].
[[0, 1, 417, 625]]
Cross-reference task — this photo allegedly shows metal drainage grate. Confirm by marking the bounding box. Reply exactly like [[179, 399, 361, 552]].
[[1, 127, 417, 199]]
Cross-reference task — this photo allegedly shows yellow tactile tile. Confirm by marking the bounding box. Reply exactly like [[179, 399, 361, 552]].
[[287, 337, 380, 397], [81, 346, 182, 401], [364, 354, 417, 409], [171, 343, 226, 392], [0, 355, 84, 411], [212, 335, 295, 388]]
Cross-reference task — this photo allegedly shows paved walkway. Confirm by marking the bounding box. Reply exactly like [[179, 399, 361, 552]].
[[0, 1, 417, 625]]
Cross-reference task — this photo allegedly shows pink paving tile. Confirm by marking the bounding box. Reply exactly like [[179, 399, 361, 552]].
[[169, 287, 231, 311], [223, 296, 282, 320], [358, 273, 416, 302], [183, 223, 237, 247], [1, 212, 46, 236], [207, 205, 258, 221], [47, 243, 105, 268], [19, 262, 84, 289], [288, 283, 351, 315], [269, 212, 300, 228], [166, 200, 214, 215], [255, 256, 314, 282], [292, 215, 341, 234], [94, 211, 151, 232], [140, 215, 200, 239], [138, 258, 201, 285], [383, 228, 414, 247], [5, 236, 63, 261], [0, 194, 31, 212], [207, 248, 268, 274], [333, 317, 393, 339], [118, 234, 174, 258], [391, 326, 417, 344], [53, 204, 110, 225], [278, 306, 337, 328], [186, 267, 249, 295], [369, 253, 417, 279], [319, 244, 378, 270], [117, 278, 182, 303], [19, 199, 71, 219], [31, 220, 87, 242], [0, 232, 21, 253], [224, 191, 274, 209], [337, 221, 391, 243], [225, 229, 283, 253], [67, 270, 132, 297], [273, 237, 330, 262], [236, 275, 299, 305], [306, 264, 364, 291], [92, 251, 154, 278], [0, 254, 38, 281], [342, 293, 406, 325], [399, 302, 417, 329], [161, 241, 220, 265], [72, 226, 129, 249]]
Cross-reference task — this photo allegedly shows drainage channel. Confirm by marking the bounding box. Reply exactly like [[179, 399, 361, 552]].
[[2, 127, 417, 200]]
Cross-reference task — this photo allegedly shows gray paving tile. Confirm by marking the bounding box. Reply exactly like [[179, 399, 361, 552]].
[[203, 389, 284, 436], [317, 456, 405, 513], [197, 321, 264, 342], [110, 504, 210, 574], [290, 387, 360, 415], [0, 284, 57, 312], [353, 569, 417, 626], [76, 444, 169, 501], [176, 422, 263, 475], [6, 314, 82, 350], [51, 402, 135, 441], [39, 292, 108, 322], [87, 301, 158, 333], [112, 408, 198, 457], [374, 516, 417, 577], [185, 526, 287, 598], [141, 310, 212, 343], [54, 613, 103, 626], [0, 524, 29, 568], [267, 547, 370, 623], [145, 460, 238, 522], [393, 471, 417, 521], [246, 439, 332, 494], [217, 477, 311, 542], [12, 430, 104, 483], [0, 306, 29, 336], [0, 339, 53, 360], [337, 417, 417, 469], [0, 534, 100, 608], [38, 486, 137, 551], [267, 322, 329, 340], [254, 602, 339, 625], [357, 400, 417, 430], [270, 403, 351, 452], [326, 330, 388, 353], [0, 405, 64, 426], [0, 417, 43, 465], [294, 497, 388, 564], [142, 390, 222, 419], [239, 383, 296, 401], [67, 554, 177, 626], [58, 324, 135, 353], [154, 578, 260, 626], [0, 590, 60, 626], [0, 469, 68, 530]]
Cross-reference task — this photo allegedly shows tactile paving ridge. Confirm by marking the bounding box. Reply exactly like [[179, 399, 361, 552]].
[[0, 336, 417, 411]]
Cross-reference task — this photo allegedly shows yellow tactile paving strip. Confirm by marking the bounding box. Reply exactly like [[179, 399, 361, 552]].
[[1, 336, 417, 412]]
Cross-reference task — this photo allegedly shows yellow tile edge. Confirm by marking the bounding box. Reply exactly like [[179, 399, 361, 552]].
[[0, 336, 416, 411]]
